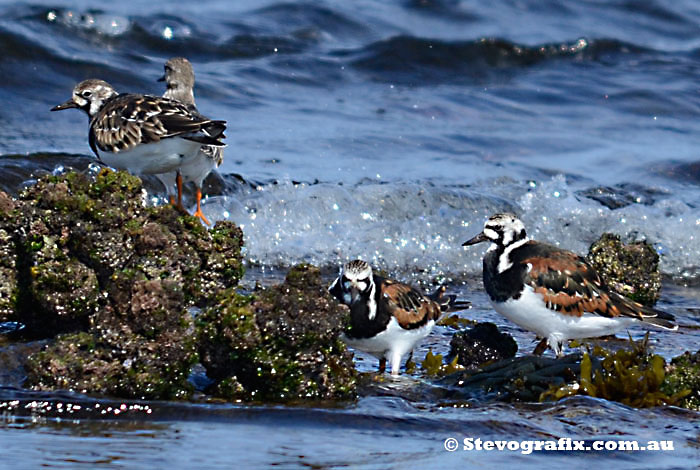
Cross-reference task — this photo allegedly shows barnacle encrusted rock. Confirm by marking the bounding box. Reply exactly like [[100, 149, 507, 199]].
[[6, 169, 245, 400], [26, 324, 198, 400], [197, 264, 357, 402], [4, 169, 244, 336], [585, 233, 661, 306], [2, 170, 359, 403]]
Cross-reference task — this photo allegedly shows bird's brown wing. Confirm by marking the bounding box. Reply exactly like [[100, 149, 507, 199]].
[[523, 248, 671, 325], [91, 94, 225, 153], [380, 279, 442, 329]]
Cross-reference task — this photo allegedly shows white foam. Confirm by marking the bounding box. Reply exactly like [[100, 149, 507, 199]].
[[198, 175, 700, 282]]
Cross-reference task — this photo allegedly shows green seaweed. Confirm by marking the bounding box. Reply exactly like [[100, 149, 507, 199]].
[[540, 336, 692, 407], [421, 349, 464, 377]]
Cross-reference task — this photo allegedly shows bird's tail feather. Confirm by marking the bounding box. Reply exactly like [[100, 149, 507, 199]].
[[610, 291, 678, 330], [429, 285, 471, 312]]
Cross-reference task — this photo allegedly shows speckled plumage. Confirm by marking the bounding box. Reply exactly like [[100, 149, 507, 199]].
[[51, 79, 226, 177]]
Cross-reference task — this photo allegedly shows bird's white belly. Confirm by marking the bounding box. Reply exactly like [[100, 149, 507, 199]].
[[342, 317, 435, 360], [97, 138, 201, 175], [493, 285, 636, 342], [179, 147, 219, 186]]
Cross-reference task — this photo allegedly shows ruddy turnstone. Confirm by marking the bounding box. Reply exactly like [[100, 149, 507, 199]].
[[462, 213, 677, 356], [158, 57, 224, 225], [51, 79, 226, 221], [329, 259, 463, 375]]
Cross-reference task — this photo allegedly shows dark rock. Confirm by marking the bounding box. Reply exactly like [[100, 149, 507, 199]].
[[197, 264, 357, 402], [576, 183, 664, 210], [586, 233, 661, 306], [440, 354, 582, 402], [449, 322, 517, 369]]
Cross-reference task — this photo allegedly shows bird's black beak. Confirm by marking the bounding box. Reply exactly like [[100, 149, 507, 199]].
[[157, 75, 165, 82], [350, 286, 361, 304], [462, 232, 488, 246], [51, 98, 78, 111]]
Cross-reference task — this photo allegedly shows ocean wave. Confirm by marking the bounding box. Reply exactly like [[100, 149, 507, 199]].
[[341, 36, 649, 84]]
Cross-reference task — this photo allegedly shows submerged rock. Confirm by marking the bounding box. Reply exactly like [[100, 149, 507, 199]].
[[197, 264, 357, 402], [586, 233, 661, 306], [440, 354, 582, 402], [449, 322, 517, 370]]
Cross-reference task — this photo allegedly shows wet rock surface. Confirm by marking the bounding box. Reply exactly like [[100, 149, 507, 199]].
[[0, 192, 19, 322], [440, 353, 582, 402], [586, 232, 661, 306], [448, 322, 517, 370], [197, 264, 357, 402]]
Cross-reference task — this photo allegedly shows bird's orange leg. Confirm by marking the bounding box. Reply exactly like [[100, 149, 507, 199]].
[[192, 186, 211, 226], [175, 172, 186, 212]]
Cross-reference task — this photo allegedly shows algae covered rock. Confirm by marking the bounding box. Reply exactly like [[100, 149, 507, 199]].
[[586, 233, 661, 306], [444, 339, 697, 409], [4, 169, 243, 336], [0, 194, 18, 322], [11, 169, 246, 400], [198, 264, 357, 402], [449, 322, 517, 370], [661, 350, 700, 411], [26, 323, 198, 400]]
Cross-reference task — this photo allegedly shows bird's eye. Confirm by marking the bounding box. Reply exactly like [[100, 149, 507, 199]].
[[81, 90, 92, 98]]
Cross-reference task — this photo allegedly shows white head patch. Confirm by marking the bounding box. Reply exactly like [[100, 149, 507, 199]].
[[342, 259, 377, 320]]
